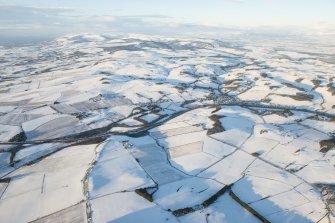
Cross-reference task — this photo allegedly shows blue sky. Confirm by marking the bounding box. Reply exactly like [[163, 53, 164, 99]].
[[0, 0, 334, 39]]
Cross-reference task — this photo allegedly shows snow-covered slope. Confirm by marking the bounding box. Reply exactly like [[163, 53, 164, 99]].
[[0, 34, 334, 223]]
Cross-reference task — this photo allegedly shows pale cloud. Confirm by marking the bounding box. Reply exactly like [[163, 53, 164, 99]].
[[92, 16, 116, 22], [0, 5, 74, 28], [310, 21, 335, 35], [0, 3, 333, 43]]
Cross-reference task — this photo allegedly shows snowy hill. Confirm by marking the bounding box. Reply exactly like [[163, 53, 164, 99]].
[[0, 34, 334, 223]]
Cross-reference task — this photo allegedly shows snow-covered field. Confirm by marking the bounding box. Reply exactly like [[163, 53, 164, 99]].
[[0, 34, 334, 223]]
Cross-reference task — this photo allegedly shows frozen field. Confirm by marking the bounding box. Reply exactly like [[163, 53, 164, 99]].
[[0, 34, 334, 223]]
